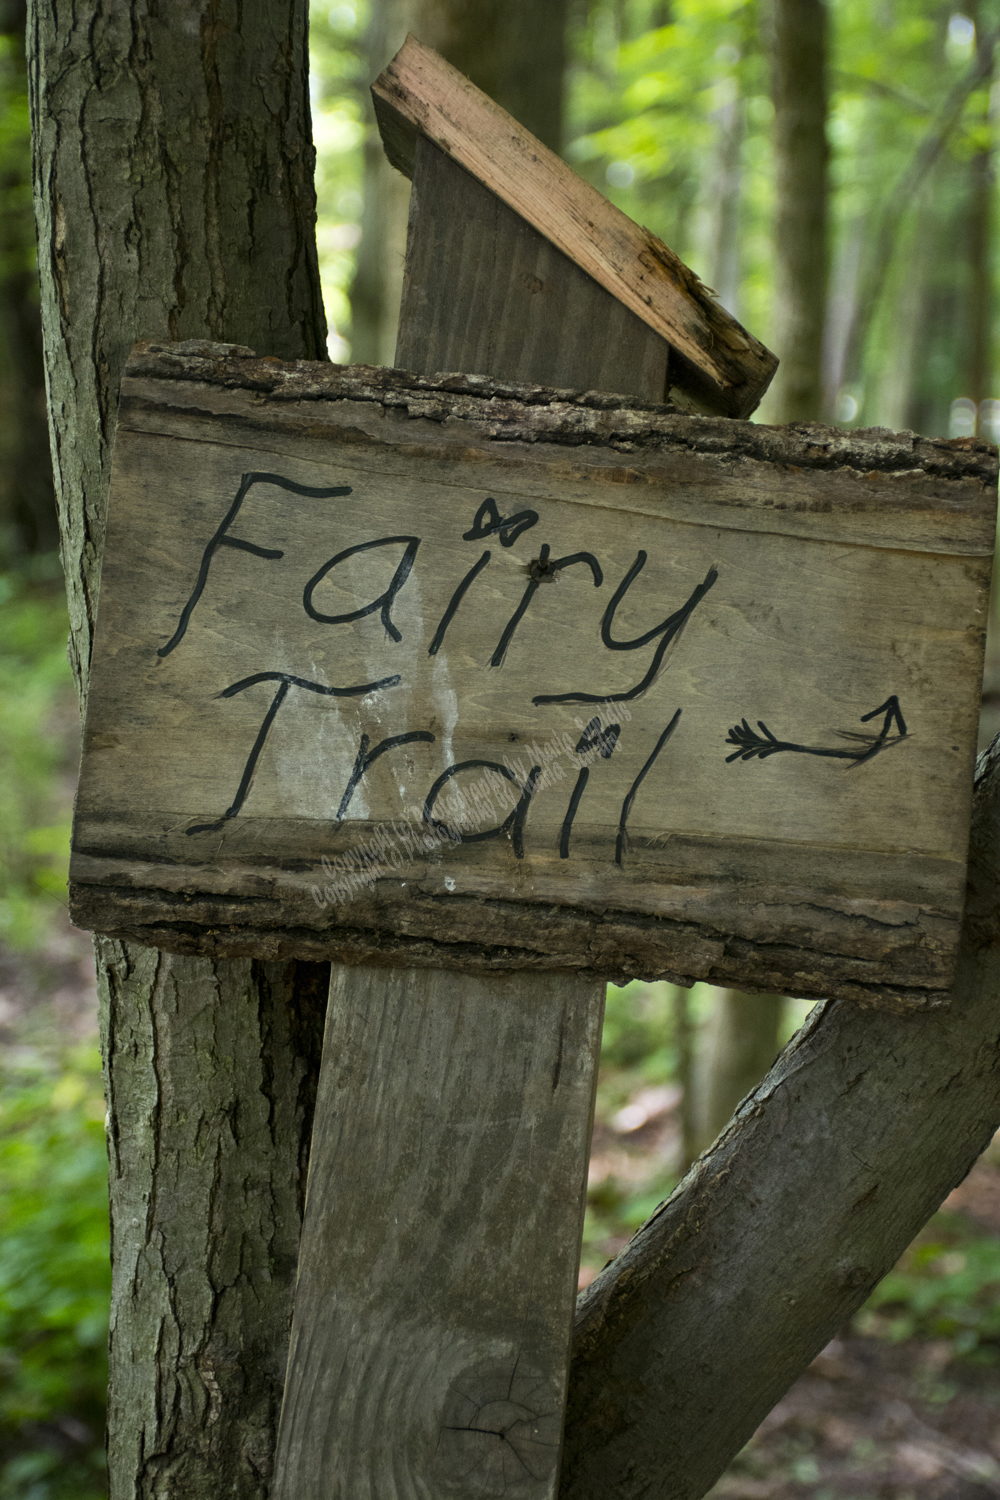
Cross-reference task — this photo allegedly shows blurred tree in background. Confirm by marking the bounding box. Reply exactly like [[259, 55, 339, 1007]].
[[318, 0, 570, 366], [0, 0, 54, 563]]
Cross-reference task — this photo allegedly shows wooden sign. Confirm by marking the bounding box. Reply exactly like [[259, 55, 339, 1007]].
[[70, 341, 997, 1010]]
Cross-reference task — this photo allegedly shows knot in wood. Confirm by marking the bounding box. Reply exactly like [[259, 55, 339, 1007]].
[[436, 1358, 562, 1494]]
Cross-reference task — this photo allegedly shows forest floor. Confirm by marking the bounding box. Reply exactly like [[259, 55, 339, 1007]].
[[711, 1328, 1000, 1499], [5, 921, 999, 1499]]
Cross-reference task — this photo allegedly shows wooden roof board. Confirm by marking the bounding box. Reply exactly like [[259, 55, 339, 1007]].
[[372, 35, 779, 419]]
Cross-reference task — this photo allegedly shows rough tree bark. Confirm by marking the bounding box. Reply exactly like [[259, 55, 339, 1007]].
[[350, 0, 569, 362], [27, 4, 329, 1495], [560, 741, 1000, 1500], [766, 0, 829, 422]]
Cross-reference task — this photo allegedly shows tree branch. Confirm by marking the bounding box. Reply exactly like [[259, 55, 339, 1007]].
[[561, 736, 1000, 1500], [841, 29, 1000, 392]]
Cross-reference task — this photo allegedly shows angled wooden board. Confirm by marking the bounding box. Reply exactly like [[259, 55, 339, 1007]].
[[373, 35, 777, 418], [69, 343, 997, 1010], [396, 136, 671, 405]]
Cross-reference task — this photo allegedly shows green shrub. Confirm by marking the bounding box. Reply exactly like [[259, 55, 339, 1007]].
[[0, 565, 74, 950], [600, 981, 677, 1077], [0, 1051, 109, 1499]]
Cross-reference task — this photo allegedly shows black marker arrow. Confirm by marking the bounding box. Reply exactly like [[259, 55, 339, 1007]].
[[725, 695, 908, 767]]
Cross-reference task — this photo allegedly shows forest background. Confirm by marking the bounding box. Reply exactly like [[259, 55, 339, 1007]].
[[2, 1, 1000, 1497]]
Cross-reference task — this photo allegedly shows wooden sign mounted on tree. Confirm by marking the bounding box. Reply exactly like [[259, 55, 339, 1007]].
[[69, 342, 996, 1011]]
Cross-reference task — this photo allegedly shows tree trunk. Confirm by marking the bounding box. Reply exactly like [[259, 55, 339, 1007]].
[[560, 740, 1000, 1500], [706, 50, 745, 317], [691, 989, 784, 1157], [27, 4, 328, 1494], [839, 30, 1000, 411], [350, 0, 569, 363], [766, 0, 829, 423]]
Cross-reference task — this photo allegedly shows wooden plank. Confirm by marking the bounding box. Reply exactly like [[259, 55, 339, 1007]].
[[397, 135, 670, 403], [270, 964, 604, 1498], [372, 35, 777, 418], [69, 347, 997, 1010]]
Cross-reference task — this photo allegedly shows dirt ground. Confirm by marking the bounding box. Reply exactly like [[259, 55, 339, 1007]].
[[711, 1330, 1000, 1498], [709, 1155, 1000, 1497]]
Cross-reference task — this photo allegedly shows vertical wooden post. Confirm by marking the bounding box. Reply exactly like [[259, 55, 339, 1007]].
[[271, 124, 679, 1499], [274, 967, 604, 1496]]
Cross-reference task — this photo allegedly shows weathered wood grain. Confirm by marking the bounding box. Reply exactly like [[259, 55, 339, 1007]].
[[69, 347, 996, 1009], [372, 36, 777, 418], [558, 736, 1000, 1500], [270, 965, 604, 1499], [272, 178, 614, 1500], [397, 136, 670, 403]]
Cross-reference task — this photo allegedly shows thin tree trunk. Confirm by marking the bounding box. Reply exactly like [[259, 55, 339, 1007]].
[[350, 0, 417, 365], [561, 740, 1000, 1500], [866, 204, 926, 431], [671, 986, 696, 1173], [415, 0, 568, 153], [966, 4, 994, 418], [707, 56, 745, 316], [840, 26, 1000, 403], [691, 990, 784, 1157], [684, 11, 783, 1149], [0, 0, 56, 558], [820, 211, 863, 418], [27, 4, 329, 1495], [350, 0, 568, 364], [905, 171, 962, 438], [767, 0, 829, 423]]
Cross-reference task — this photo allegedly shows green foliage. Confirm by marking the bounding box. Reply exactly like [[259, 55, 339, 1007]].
[[308, 0, 1000, 428], [855, 1213, 1000, 1362], [310, 2, 367, 356], [0, 570, 103, 1496], [581, 981, 683, 1275], [600, 978, 677, 1075], [0, 567, 74, 949], [0, 27, 34, 287], [0, 1052, 109, 1500], [565, 0, 769, 307]]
